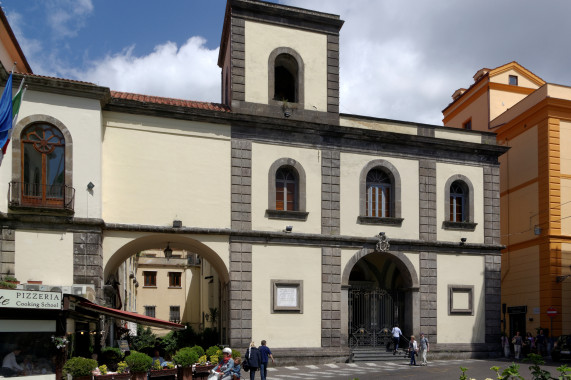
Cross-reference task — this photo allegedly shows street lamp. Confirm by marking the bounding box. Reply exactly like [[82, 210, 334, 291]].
[[164, 243, 173, 260]]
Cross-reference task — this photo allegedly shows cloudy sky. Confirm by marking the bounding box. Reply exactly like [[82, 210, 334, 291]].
[[3, 0, 571, 125]]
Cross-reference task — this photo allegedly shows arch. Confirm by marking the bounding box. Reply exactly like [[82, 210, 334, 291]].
[[267, 157, 307, 212], [103, 234, 230, 284], [342, 248, 419, 289], [268, 47, 305, 107], [444, 174, 475, 224], [359, 159, 402, 220]]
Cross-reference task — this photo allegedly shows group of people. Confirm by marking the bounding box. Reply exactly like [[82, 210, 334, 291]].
[[391, 324, 430, 366], [210, 340, 274, 380], [502, 329, 549, 360]]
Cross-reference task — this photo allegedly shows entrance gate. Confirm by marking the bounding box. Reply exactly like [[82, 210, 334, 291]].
[[348, 287, 399, 348]]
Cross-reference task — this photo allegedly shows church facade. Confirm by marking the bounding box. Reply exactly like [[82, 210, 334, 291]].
[[0, 0, 506, 362]]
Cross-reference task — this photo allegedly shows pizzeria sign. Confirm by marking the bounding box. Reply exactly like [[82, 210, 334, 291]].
[[0, 289, 62, 310]]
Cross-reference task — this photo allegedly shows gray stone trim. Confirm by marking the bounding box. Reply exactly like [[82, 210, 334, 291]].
[[229, 241, 252, 348], [443, 174, 475, 224], [483, 166, 500, 245], [231, 18, 245, 103], [0, 228, 15, 277], [357, 216, 403, 226], [442, 221, 477, 231], [231, 100, 338, 124], [322, 247, 341, 347], [419, 251, 437, 343], [358, 159, 401, 219], [326, 35, 340, 122], [265, 210, 308, 221], [419, 160, 436, 241], [267, 47, 305, 108], [341, 247, 419, 289], [448, 284, 474, 315], [321, 150, 340, 235], [11, 114, 74, 210], [231, 139, 252, 230], [484, 254, 501, 345], [267, 157, 307, 212], [73, 232, 103, 302]]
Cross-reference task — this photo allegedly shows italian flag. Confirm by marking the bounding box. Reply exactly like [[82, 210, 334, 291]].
[[1, 78, 26, 155]]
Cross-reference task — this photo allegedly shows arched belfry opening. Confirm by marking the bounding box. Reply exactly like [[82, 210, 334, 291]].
[[274, 53, 299, 102], [342, 247, 419, 349]]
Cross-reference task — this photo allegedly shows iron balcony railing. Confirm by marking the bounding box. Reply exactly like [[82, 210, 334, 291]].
[[9, 181, 75, 211]]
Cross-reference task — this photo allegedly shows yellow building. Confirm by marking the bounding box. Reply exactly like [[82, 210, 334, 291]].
[[443, 61, 571, 337]]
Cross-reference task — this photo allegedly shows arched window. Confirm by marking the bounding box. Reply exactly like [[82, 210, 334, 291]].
[[274, 54, 298, 103], [443, 175, 476, 230], [275, 166, 297, 211], [358, 160, 403, 226], [21, 123, 66, 207], [449, 181, 466, 222], [366, 169, 392, 217]]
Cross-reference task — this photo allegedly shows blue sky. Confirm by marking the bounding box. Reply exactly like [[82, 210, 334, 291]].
[[3, 0, 571, 125]]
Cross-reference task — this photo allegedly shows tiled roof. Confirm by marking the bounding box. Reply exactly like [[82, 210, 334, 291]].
[[18, 71, 97, 86], [111, 91, 231, 112]]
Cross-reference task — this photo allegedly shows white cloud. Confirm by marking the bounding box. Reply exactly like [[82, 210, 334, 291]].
[[46, 0, 93, 38], [74, 37, 221, 102]]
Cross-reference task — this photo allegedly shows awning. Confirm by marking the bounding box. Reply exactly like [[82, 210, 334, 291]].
[[77, 301, 185, 330]]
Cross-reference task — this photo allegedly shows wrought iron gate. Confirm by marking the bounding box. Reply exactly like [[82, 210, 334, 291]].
[[348, 287, 399, 347]]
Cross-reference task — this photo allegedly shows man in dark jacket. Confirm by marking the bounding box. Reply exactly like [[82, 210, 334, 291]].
[[245, 342, 261, 380], [258, 340, 274, 380]]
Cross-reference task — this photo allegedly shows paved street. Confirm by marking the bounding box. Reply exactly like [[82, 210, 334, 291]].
[[260, 358, 567, 379]]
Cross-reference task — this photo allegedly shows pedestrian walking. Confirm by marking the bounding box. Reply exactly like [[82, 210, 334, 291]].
[[245, 342, 261, 380], [536, 329, 546, 357], [501, 333, 510, 358], [409, 335, 418, 366], [258, 340, 274, 380], [391, 323, 402, 354], [512, 331, 523, 360], [419, 332, 429, 365]]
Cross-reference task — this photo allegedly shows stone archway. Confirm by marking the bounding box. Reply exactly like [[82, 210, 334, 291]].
[[101, 233, 230, 341], [341, 248, 419, 347]]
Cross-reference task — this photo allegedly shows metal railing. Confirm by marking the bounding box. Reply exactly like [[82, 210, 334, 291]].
[[9, 181, 75, 211]]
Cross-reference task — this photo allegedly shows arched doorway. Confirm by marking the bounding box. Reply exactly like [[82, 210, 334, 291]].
[[342, 248, 419, 348], [102, 234, 230, 344]]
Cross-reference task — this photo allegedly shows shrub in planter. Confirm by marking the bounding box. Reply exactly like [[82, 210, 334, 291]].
[[173, 347, 199, 368], [117, 362, 129, 374], [190, 345, 205, 358], [205, 346, 219, 360], [231, 349, 241, 360], [101, 347, 124, 372], [63, 357, 98, 378], [98, 365, 108, 375], [125, 351, 152, 373]]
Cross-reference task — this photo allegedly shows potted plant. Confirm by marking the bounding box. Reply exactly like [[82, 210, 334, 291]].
[[63, 357, 98, 380], [100, 347, 124, 372], [94, 365, 114, 380], [114, 361, 131, 380], [125, 351, 152, 380], [195, 346, 218, 375], [173, 347, 199, 380], [0, 275, 18, 289], [149, 361, 177, 378]]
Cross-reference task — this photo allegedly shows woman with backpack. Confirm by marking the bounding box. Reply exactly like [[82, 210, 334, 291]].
[[245, 342, 262, 380]]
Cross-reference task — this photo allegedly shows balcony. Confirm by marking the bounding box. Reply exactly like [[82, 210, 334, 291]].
[[9, 181, 75, 213]]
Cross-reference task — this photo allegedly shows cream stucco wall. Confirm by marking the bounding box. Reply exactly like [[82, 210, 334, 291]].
[[490, 69, 540, 89], [0, 91, 103, 218], [251, 143, 322, 234], [251, 245, 321, 348], [102, 112, 231, 227], [244, 20, 327, 111], [436, 163, 484, 243], [340, 152, 419, 239], [434, 129, 482, 144], [15, 230, 74, 285], [489, 90, 529, 123], [339, 117, 417, 136], [437, 254, 485, 343], [500, 182, 538, 247], [561, 121, 571, 174], [562, 178, 571, 235]]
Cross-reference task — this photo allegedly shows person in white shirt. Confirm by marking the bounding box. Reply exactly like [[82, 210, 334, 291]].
[[391, 324, 402, 354], [2, 348, 23, 377], [409, 336, 418, 366]]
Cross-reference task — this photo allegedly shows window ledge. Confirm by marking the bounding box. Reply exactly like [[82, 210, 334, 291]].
[[168, 286, 182, 289], [442, 221, 477, 231], [266, 210, 308, 221], [143, 286, 157, 288], [358, 216, 404, 226], [8, 204, 75, 216]]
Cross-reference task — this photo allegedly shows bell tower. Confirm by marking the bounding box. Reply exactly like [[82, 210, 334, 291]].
[[218, 0, 344, 125]]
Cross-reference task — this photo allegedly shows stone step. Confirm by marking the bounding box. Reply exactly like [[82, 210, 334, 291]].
[[351, 349, 409, 362]]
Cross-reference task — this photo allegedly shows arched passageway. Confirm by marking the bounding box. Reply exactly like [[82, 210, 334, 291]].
[[341, 249, 419, 348]]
